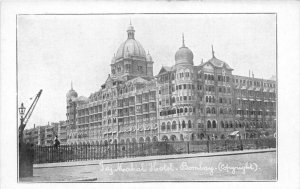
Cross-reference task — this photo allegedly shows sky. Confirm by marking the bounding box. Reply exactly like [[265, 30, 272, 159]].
[[17, 14, 276, 129]]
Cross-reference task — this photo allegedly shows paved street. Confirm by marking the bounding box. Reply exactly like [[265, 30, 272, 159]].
[[20, 149, 276, 182]]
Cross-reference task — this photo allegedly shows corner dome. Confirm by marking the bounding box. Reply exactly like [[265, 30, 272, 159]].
[[175, 47, 194, 65], [175, 34, 193, 65], [66, 82, 78, 99], [66, 89, 78, 99], [115, 24, 146, 61], [146, 51, 153, 62]]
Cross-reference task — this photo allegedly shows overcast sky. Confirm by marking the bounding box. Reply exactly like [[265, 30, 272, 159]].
[[17, 14, 276, 129]]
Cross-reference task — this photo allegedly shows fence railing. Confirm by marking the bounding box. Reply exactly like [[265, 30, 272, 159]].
[[33, 138, 276, 164]]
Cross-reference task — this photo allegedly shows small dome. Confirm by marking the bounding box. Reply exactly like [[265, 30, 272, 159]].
[[66, 82, 78, 99], [127, 25, 135, 32], [146, 51, 153, 62], [175, 34, 194, 65], [66, 89, 78, 99], [175, 46, 194, 65]]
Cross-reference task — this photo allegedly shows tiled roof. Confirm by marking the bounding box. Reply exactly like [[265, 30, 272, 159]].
[[205, 57, 233, 70]]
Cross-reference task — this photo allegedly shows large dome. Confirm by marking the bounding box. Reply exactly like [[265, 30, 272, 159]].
[[115, 39, 146, 60], [175, 34, 194, 65], [115, 24, 146, 61]]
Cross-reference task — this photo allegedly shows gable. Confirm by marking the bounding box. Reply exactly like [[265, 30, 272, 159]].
[[158, 67, 167, 75], [203, 62, 214, 71]]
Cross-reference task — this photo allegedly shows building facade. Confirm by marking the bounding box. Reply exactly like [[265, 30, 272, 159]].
[[65, 23, 276, 145]]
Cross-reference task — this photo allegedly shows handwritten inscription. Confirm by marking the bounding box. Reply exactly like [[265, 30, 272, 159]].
[[99, 160, 259, 176]]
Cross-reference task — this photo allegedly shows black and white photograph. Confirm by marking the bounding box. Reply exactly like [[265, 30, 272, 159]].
[[1, 1, 300, 188], [17, 13, 277, 182]]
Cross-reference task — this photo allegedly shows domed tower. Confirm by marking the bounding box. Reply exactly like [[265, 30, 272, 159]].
[[175, 34, 194, 66], [66, 82, 78, 128], [110, 22, 154, 80], [66, 82, 78, 102]]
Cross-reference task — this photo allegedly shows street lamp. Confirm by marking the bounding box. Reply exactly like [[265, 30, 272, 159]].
[[19, 103, 26, 143], [19, 103, 26, 118]]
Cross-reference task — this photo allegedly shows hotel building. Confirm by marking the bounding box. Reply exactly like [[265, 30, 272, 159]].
[[65, 23, 276, 145]]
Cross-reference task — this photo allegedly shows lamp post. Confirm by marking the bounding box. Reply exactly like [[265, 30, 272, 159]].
[[19, 102, 26, 143]]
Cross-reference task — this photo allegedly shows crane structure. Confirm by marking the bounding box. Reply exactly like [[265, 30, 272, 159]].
[[19, 89, 43, 143]]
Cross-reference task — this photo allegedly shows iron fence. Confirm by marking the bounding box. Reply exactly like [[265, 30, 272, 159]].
[[33, 138, 276, 164]]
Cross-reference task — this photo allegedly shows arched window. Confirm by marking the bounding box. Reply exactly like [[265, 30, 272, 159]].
[[207, 120, 212, 128], [185, 108, 188, 113], [167, 122, 171, 130], [188, 120, 192, 128], [172, 109, 176, 114], [180, 108, 183, 113], [172, 121, 177, 130], [162, 135, 168, 141], [161, 122, 166, 131], [221, 121, 224, 128], [206, 96, 208, 102], [212, 107, 216, 114], [212, 120, 217, 128], [206, 107, 211, 114], [182, 120, 186, 128], [172, 97, 175, 103], [180, 134, 184, 141], [230, 121, 233, 128], [209, 96, 212, 103], [220, 108, 223, 114]]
